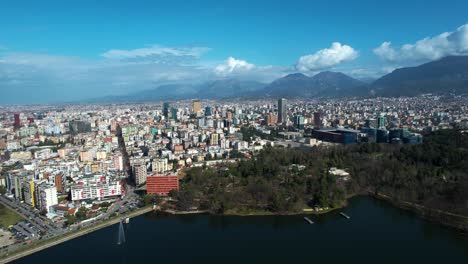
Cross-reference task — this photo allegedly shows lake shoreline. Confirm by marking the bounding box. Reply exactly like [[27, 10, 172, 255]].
[[161, 192, 468, 232], [3, 193, 467, 263], [369, 192, 468, 233], [0, 206, 153, 264], [158, 201, 348, 217]]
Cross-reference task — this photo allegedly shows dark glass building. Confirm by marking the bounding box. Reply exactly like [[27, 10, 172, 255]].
[[205, 106, 212, 117], [163, 102, 170, 119], [278, 98, 287, 124]]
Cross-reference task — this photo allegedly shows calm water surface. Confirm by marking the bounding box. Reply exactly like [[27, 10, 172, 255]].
[[14, 197, 468, 264]]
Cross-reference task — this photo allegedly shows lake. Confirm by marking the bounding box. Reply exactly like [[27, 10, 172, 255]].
[[13, 197, 468, 263]]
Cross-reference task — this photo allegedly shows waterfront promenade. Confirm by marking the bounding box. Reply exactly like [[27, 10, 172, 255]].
[[0, 206, 153, 264]]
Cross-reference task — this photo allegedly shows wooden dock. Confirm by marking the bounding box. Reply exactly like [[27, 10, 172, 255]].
[[340, 212, 351, 219], [303, 217, 314, 224]]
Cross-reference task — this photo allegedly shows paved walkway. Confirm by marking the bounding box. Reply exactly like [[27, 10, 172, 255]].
[[0, 230, 14, 249], [0, 206, 153, 264]]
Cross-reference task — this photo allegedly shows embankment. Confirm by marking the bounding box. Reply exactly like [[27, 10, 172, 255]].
[[0, 206, 153, 264]]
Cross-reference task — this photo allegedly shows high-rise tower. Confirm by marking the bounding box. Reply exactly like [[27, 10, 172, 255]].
[[193, 100, 201, 113], [278, 98, 287, 124]]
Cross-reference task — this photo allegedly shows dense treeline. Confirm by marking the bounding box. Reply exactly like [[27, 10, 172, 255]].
[[240, 127, 278, 142], [173, 129, 468, 215]]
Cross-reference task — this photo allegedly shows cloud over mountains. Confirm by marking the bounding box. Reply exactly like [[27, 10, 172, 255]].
[[295, 42, 359, 72], [2, 23, 468, 103], [374, 24, 468, 65], [214, 57, 255, 75], [100, 45, 211, 64]]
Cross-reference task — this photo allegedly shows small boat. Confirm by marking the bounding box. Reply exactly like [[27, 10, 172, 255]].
[[304, 217, 314, 224], [125, 217, 130, 224], [340, 212, 351, 219]]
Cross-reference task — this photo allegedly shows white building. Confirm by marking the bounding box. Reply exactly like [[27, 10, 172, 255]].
[[133, 164, 147, 186], [152, 158, 168, 174], [328, 167, 351, 181], [113, 154, 124, 171], [234, 141, 249, 151], [71, 174, 123, 201], [7, 141, 20, 151], [37, 184, 58, 213], [34, 148, 53, 160]]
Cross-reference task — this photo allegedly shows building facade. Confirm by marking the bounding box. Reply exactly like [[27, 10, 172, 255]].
[[193, 100, 201, 113], [71, 174, 123, 201], [37, 184, 58, 213], [152, 158, 168, 174], [146, 175, 179, 195], [278, 98, 287, 124], [133, 164, 147, 186]]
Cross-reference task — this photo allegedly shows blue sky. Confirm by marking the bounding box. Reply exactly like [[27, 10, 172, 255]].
[[1, 0, 468, 103]]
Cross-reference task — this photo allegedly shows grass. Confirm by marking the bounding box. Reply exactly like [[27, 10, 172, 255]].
[[223, 201, 346, 216], [0, 204, 23, 228], [224, 208, 274, 216], [57, 196, 68, 202], [303, 207, 339, 215]]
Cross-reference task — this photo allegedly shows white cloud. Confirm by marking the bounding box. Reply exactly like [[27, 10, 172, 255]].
[[1, 52, 84, 69], [214, 57, 255, 75], [373, 42, 397, 61], [213, 57, 290, 82], [0, 49, 213, 103], [100, 45, 210, 63], [373, 23, 468, 64], [338, 65, 396, 80], [1, 47, 293, 103], [295, 42, 358, 72]]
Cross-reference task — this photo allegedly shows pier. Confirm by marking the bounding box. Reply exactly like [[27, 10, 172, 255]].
[[303, 217, 314, 224], [340, 212, 351, 219]]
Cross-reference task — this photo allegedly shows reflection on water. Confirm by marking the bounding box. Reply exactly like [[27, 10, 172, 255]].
[[15, 197, 468, 264]]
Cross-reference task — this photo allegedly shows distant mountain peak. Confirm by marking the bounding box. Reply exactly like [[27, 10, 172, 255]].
[[313, 71, 351, 78], [373, 55, 468, 96], [314, 70, 338, 75], [282, 72, 309, 79], [90, 55, 468, 102], [262, 70, 366, 98]]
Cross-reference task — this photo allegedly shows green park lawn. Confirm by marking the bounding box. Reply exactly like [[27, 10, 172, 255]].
[[0, 204, 23, 228]]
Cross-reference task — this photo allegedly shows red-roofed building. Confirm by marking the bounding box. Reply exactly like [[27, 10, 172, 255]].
[[146, 175, 179, 195]]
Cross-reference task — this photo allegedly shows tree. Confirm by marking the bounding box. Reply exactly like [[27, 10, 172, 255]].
[[142, 194, 156, 205], [230, 150, 244, 159], [64, 213, 75, 226], [173, 129, 468, 216], [75, 207, 88, 220], [0, 186, 6, 195], [269, 191, 287, 212], [168, 189, 178, 198], [176, 188, 195, 211], [99, 202, 111, 208]]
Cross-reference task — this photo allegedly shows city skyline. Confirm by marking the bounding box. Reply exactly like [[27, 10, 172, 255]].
[[1, 2, 468, 262], [1, 0, 468, 103]]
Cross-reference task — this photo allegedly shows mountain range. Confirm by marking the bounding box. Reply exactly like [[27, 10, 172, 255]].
[[372, 56, 468, 96], [260, 71, 366, 98], [92, 56, 468, 102]]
